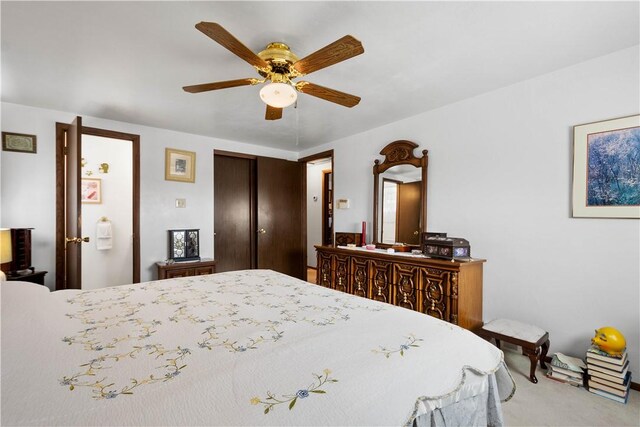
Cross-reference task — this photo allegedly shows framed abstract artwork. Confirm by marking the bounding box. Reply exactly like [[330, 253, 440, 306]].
[[81, 178, 102, 204], [165, 148, 196, 183], [572, 115, 640, 218]]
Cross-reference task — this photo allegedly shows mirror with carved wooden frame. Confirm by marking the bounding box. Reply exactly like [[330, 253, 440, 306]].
[[373, 140, 428, 248]]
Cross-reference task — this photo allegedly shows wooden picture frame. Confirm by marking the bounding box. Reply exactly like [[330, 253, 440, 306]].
[[81, 178, 102, 204], [2, 132, 37, 154], [572, 114, 640, 218], [165, 148, 196, 183]]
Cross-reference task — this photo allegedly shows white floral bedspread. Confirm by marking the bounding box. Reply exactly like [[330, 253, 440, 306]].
[[1, 270, 512, 426]]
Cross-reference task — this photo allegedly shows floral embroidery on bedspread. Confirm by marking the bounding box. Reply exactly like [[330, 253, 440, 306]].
[[58, 270, 386, 399], [372, 334, 423, 358], [250, 369, 337, 414]]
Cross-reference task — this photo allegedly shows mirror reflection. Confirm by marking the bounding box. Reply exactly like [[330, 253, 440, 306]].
[[379, 164, 422, 245]]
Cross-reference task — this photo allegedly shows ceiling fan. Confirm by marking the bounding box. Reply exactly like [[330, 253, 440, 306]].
[[183, 22, 364, 120]]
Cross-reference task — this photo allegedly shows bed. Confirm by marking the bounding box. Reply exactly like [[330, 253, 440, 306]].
[[1, 269, 515, 426]]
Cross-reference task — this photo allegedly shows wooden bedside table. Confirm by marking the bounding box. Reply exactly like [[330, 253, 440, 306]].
[[5, 271, 48, 286], [156, 259, 216, 280]]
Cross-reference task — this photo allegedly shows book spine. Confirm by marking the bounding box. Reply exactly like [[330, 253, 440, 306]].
[[550, 370, 582, 380], [589, 378, 629, 393], [587, 346, 626, 359], [587, 363, 628, 377], [586, 357, 628, 371], [589, 388, 629, 404], [587, 354, 627, 365], [588, 371, 628, 385], [588, 380, 629, 396], [546, 374, 581, 387]]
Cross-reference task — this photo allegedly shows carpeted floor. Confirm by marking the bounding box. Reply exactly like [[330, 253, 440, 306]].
[[502, 349, 639, 426]]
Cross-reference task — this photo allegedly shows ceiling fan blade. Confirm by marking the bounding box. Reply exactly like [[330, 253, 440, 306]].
[[265, 105, 283, 120], [293, 35, 364, 75], [183, 78, 257, 93], [195, 22, 269, 70], [296, 82, 361, 107]]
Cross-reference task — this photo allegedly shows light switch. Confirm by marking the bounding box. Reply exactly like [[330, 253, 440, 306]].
[[336, 198, 350, 209], [176, 198, 186, 208]]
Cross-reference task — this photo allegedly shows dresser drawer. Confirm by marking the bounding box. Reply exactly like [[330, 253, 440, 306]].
[[370, 260, 392, 304], [194, 266, 215, 276], [419, 268, 451, 322], [166, 268, 194, 279]]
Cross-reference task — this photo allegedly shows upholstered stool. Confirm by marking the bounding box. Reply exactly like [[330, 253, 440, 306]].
[[476, 318, 550, 384]]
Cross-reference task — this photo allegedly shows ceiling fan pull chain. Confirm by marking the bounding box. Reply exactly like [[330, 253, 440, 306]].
[[295, 101, 300, 146]]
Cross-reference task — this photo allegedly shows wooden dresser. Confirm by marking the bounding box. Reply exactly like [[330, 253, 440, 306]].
[[315, 246, 484, 330], [156, 259, 216, 280]]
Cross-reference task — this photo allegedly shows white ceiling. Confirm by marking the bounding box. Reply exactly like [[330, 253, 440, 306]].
[[2, 1, 638, 151]]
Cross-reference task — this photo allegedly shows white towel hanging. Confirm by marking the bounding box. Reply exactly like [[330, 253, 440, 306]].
[[96, 220, 113, 250]]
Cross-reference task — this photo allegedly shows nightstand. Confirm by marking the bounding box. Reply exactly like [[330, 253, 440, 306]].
[[5, 271, 48, 286], [156, 259, 216, 280]]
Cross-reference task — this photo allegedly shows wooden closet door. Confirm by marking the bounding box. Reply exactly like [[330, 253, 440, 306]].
[[257, 157, 304, 279], [214, 155, 255, 272]]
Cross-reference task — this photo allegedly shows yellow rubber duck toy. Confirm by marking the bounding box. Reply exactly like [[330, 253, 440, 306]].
[[592, 327, 626, 356]]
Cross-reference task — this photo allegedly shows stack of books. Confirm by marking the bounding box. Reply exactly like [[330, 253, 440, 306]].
[[586, 345, 631, 403], [546, 353, 585, 387]]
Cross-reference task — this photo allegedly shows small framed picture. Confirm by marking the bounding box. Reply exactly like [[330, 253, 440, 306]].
[[572, 114, 640, 218], [2, 132, 37, 154], [81, 178, 102, 204], [165, 148, 196, 183], [168, 229, 200, 261]]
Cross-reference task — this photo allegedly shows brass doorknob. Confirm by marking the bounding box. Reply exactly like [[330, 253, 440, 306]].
[[65, 237, 90, 244], [257, 228, 266, 234], [414, 231, 419, 235]]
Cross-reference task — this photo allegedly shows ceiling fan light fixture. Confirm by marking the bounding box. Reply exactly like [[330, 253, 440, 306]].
[[259, 82, 297, 108]]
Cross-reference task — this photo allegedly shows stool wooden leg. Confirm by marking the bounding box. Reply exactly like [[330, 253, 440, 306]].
[[523, 347, 539, 384], [540, 339, 550, 369]]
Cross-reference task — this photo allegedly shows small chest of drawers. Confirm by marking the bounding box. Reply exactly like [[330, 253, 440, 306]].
[[5, 270, 48, 286], [156, 259, 216, 280]]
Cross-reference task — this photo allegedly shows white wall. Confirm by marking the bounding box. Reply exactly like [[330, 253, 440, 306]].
[[0, 102, 298, 288], [306, 160, 331, 267], [81, 135, 133, 289], [300, 46, 640, 375]]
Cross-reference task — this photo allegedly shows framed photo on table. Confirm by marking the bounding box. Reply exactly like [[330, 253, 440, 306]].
[[165, 148, 196, 183], [572, 114, 640, 218], [81, 178, 102, 204]]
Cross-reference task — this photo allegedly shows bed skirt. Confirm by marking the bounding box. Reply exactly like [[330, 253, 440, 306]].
[[413, 361, 515, 427]]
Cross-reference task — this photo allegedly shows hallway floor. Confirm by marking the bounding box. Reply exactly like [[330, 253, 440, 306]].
[[306, 267, 316, 284]]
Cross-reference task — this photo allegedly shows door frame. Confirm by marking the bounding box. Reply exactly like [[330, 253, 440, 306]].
[[55, 123, 141, 290], [299, 150, 334, 272], [321, 169, 332, 246], [380, 177, 401, 244]]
